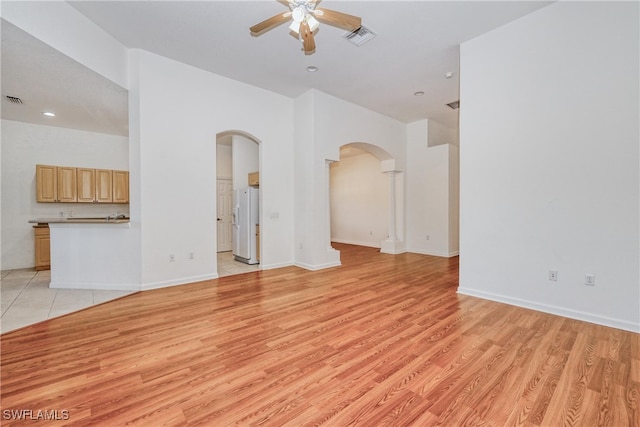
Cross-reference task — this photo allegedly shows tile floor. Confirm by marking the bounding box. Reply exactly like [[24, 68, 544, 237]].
[[217, 251, 259, 277], [1, 252, 258, 334]]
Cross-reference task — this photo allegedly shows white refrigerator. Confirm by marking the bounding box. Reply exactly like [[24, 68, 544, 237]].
[[232, 187, 259, 264]]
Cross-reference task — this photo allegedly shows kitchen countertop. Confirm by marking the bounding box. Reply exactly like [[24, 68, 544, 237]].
[[29, 217, 130, 224]]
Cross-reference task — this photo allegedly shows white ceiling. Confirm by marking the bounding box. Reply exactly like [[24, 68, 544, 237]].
[[2, 1, 552, 136], [1, 20, 129, 136]]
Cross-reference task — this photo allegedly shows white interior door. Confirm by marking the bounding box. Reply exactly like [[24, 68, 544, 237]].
[[216, 178, 233, 252]]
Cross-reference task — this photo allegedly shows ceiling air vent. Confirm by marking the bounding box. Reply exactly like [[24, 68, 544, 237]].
[[447, 100, 460, 110], [344, 25, 376, 47], [6, 96, 23, 104]]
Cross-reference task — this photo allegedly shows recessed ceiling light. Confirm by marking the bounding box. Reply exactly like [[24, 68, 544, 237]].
[[414, 91, 424, 96], [445, 72, 454, 79], [306, 65, 318, 72], [42, 112, 56, 117]]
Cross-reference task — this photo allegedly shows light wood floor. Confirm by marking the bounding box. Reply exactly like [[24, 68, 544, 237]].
[[1, 244, 638, 426]]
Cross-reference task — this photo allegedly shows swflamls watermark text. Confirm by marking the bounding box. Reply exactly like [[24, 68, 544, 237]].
[[3, 409, 70, 421]]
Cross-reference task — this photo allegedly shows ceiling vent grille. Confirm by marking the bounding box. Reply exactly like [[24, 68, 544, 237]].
[[447, 100, 460, 110], [6, 96, 23, 104], [344, 25, 376, 47]]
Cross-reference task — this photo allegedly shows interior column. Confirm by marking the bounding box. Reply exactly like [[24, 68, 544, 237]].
[[381, 169, 403, 254]]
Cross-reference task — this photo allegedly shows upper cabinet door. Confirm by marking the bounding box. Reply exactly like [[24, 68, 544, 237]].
[[95, 169, 113, 203], [76, 168, 96, 203], [57, 167, 77, 203], [36, 164, 57, 202], [112, 170, 129, 204]]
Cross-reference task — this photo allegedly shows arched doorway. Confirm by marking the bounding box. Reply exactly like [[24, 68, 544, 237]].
[[329, 142, 403, 253], [216, 130, 261, 277]]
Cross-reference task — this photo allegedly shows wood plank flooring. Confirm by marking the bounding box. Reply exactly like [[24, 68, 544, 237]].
[[1, 244, 638, 426]]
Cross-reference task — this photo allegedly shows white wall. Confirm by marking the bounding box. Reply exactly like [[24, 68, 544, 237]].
[[294, 90, 407, 269], [406, 119, 459, 257], [428, 119, 459, 147], [459, 1, 639, 332], [131, 49, 294, 288], [1, 1, 128, 88], [216, 144, 232, 179], [231, 135, 259, 190], [50, 222, 139, 290], [449, 145, 459, 255], [0, 120, 129, 269], [330, 152, 389, 248]]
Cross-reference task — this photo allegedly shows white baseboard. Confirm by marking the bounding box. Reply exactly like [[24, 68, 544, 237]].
[[260, 261, 294, 271], [331, 238, 380, 248], [141, 273, 219, 291], [457, 287, 640, 333], [407, 247, 459, 258], [294, 260, 341, 271], [50, 281, 141, 291]]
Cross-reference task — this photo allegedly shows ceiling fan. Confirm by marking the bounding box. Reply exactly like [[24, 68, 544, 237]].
[[250, 0, 362, 55]]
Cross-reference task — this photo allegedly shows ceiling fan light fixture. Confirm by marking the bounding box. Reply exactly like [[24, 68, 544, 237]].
[[291, 7, 305, 23], [307, 15, 320, 32], [250, 0, 362, 55], [289, 20, 301, 34]]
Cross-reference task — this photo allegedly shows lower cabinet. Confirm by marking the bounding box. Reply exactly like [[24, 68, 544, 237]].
[[34, 225, 50, 271]]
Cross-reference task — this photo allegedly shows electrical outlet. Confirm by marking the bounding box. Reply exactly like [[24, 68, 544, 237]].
[[585, 274, 595, 286], [549, 270, 558, 281], [189, 252, 195, 260], [169, 254, 175, 262]]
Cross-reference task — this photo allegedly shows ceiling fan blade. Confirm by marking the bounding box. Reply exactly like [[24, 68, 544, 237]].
[[299, 21, 316, 55], [250, 12, 291, 36], [314, 8, 361, 31]]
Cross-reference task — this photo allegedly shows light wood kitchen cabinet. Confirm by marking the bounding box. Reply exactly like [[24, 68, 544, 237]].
[[112, 170, 129, 204], [248, 171, 259, 187], [36, 164, 58, 202], [76, 168, 96, 203], [36, 164, 80, 203], [95, 169, 114, 203], [36, 165, 128, 204], [57, 166, 77, 202], [34, 225, 50, 271]]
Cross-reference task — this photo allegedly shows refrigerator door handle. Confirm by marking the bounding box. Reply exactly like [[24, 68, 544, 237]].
[[231, 207, 238, 226]]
